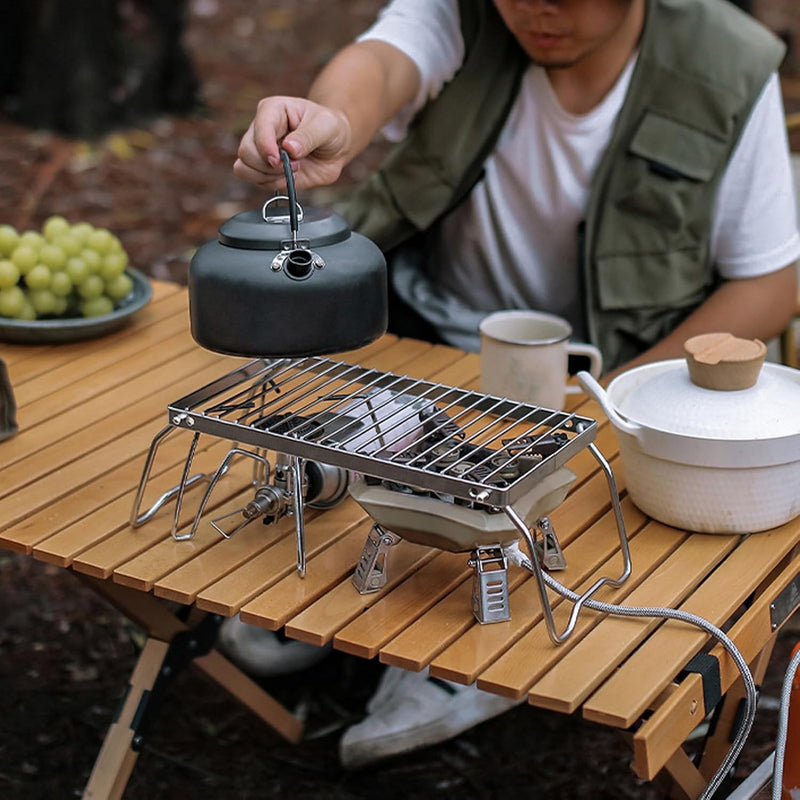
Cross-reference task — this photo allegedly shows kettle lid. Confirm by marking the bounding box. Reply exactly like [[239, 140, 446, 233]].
[[219, 202, 351, 251]]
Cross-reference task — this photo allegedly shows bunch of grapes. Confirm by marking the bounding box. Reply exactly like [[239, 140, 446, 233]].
[[0, 216, 135, 321]]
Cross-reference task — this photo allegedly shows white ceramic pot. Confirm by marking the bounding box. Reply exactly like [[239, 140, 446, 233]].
[[578, 343, 800, 533]]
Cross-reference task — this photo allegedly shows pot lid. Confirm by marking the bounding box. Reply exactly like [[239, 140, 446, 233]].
[[611, 334, 800, 441], [218, 204, 351, 250]]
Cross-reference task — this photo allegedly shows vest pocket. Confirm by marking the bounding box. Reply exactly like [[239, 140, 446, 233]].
[[595, 249, 712, 310], [615, 112, 727, 232], [628, 112, 726, 182]]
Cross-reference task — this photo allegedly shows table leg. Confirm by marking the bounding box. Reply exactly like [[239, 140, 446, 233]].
[[696, 636, 777, 783], [664, 748, 708, 800], [75, 574, 302, 800], [83, 637, 169, 800]]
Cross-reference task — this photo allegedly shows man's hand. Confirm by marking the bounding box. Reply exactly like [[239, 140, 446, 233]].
[[233, 40, 420, 192], [234, 96, 352, 192]]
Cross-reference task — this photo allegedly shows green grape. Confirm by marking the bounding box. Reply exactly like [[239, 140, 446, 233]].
[[65, 257, 89, 284], [38, 243, 67, 270], [50, 271, 73, 297], [105, 272, 133, 301], [3, 218, 135, 319], [0, 286, 26, 317], [18, 299, 36, 321], [86, 228, 114, 255], [0, 224, 20, 256], [42, 215, 71, 241], [81, 248, 102, 273], [53, 233, 81, 258], [10, 245, 38, 274], [0, 259, 20, 289], [82, 296, 114, 317], [77, 273, 104, 300], [70, 222, 94, 244], [18, 230, 44, 251], [100, 251, 128, 280], [29, 288, 57, 316], [24, 264, 52, 290], [52, 295, 69, 315]]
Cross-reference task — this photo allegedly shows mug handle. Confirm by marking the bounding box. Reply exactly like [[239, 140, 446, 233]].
[[564, 342, 603, 395]]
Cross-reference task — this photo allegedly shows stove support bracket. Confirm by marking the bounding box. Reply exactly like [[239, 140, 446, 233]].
[[470, 545, 511, 624], [352, 524, 402, 593], [534, 517, 567, 571]]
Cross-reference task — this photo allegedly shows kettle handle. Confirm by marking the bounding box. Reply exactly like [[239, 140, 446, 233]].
[[280, 149, 299, 241]]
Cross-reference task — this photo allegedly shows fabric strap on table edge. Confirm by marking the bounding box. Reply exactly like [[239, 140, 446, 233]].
[[680, 652, 722, 715]]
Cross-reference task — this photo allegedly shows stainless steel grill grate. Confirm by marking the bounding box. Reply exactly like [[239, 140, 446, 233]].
[[132, 355, 631, 638], [165, 356, 598, 507]]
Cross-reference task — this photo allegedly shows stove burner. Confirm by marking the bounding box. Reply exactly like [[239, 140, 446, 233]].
[[253, 412, 326, 440], [420, 406, 465, 442], [489, 454, 520, 482]]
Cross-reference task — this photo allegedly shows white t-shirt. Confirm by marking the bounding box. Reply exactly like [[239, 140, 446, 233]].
[[360, 0, 800, 350]]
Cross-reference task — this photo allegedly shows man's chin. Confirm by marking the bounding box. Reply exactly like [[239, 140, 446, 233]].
[[528, 54, 579, 70]]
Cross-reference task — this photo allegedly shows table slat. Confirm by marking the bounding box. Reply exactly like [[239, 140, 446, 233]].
[[193, 501, 366, 616], [0, 279, 180, 369], [239, 524, 375, 629], [284, 541, 438, 646], [0, 342, 225, 498], [429, 458, 629, 684], [632, 553, 800, 781], [154, 498, 368, 606], [32, 441, 238, 567], [527, 532, 739, 713], [583, 522, 800, 728], [381, 497, 648, 677], [333, 551, 472, 659], [475, 521, 684, 701]]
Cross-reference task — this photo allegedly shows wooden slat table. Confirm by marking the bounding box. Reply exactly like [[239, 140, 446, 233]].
[[1, 280, 798, 800]]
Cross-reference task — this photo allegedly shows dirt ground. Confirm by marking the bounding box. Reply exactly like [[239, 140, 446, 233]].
[[1, 2, 800, 798]]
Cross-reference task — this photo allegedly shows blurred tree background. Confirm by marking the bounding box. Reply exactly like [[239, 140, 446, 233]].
[[0, 0, 201, 138]]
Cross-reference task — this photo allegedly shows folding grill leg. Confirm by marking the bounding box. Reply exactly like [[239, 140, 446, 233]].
[[288, 455, 307, 577], [352, 524, 401, 593], [470, 545, 511, 624]]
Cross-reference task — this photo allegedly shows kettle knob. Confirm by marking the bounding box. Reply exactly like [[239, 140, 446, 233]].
[[683, 332, 766, 391]]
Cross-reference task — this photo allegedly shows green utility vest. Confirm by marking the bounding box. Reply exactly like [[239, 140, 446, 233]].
[[336, 0, 785, 370]]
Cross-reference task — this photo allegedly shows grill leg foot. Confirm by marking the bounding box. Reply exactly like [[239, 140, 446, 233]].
[[352, 524, 401, 594], [470, 545, 511, 624]]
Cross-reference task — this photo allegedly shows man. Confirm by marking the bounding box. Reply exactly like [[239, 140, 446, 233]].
[[225, 0, 800, 767]]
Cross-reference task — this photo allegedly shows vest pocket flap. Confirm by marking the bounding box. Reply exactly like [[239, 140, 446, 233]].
[[596, 249, 710, 310], [629, 113, 726, 182]]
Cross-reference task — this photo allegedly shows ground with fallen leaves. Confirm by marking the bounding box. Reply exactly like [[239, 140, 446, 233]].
[[1, 2, 800, 798]]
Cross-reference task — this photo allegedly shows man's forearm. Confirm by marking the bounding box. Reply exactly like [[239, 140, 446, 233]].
[[307, 40, 421, 163], [607, 263, 798, 379]]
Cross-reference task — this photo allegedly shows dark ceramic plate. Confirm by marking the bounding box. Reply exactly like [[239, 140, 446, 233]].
[[0, 268, 152, 344]]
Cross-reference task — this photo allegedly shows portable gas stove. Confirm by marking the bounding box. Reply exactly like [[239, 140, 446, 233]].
[[132, 356, 630, 639]]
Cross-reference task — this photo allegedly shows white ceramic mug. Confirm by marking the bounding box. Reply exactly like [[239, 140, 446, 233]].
[[479, 310, 603, 410]]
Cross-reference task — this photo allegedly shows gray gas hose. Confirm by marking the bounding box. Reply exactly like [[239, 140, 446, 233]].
[[771, 644, 800, 799], [536, 570, 757, 800]]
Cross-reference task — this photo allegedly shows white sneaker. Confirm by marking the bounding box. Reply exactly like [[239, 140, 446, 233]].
[[339, 666, 522, 768], [217, 615, 331, 678]]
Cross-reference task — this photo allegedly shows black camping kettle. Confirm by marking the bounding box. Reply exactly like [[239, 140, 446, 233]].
[[188, 151, 387, 357]]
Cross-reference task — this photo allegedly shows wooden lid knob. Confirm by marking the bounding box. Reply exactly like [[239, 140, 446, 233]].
[[684, 333, 766, 391]]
